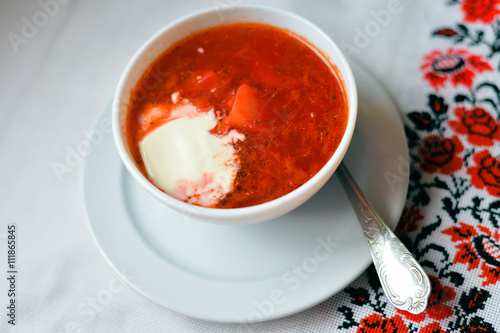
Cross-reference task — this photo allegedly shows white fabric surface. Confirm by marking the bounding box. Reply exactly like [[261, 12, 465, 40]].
[[0, 0, 439, 332]]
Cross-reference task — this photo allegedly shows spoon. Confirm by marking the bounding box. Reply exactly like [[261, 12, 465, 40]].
[[336, 162, 431, 314]]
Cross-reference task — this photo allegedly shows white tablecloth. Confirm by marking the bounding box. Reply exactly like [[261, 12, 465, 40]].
[[1, 0, 474, 332]]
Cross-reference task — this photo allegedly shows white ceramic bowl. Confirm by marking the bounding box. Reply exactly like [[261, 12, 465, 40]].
[[112, 5, 357, 225]]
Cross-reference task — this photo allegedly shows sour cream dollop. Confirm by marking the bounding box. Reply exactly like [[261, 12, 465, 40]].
[[139, 100, 244, 207]]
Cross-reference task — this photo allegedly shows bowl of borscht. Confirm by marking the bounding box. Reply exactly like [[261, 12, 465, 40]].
[[112, 5, 358, 225]]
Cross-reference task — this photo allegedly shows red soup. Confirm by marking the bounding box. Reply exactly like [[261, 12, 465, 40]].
[[126, 23, 348, 208]]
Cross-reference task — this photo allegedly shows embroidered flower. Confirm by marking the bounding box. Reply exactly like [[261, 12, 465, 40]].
[[419, 135, 464, 174], [357, 314, 408, 333], [443, 223, 500, 286], [462, 0, 500, 24], [468, 150, 500, 196], [421, 49, 492, 91], [450, 106, 500, 146]]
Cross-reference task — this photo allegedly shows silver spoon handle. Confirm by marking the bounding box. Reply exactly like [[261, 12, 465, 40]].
[[336, 162, 430, 314]]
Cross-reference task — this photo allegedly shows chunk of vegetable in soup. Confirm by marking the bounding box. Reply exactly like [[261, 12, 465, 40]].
[[126, 23, 348, 208]]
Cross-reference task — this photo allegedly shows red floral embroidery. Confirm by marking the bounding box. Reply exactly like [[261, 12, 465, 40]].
[[455, 243, 481, 270], [443, 223, 500, 286], [419, 135, 464, 174], [397, 275, 456, 322], [421, 49, 492, 91], [420, 322, 447, 333], [462, 0, 500, 24], [395, 206, 424, 235], [468, 150, 500, 196], [357, 314, 407, 333], [449, 106, 500, 146], [442, 222, 478, 242]]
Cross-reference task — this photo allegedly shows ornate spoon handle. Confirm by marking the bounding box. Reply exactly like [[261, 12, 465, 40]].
[[336, 162, 431, 314]]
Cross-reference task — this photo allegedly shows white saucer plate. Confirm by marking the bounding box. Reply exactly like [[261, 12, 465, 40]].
[[82, 61, 409, 323]]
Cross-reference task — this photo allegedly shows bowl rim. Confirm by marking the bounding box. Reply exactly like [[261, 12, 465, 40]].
[[112, 4, 358, 223]]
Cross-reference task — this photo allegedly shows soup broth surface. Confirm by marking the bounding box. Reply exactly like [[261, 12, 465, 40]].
[[126, 23, 348, 208]]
